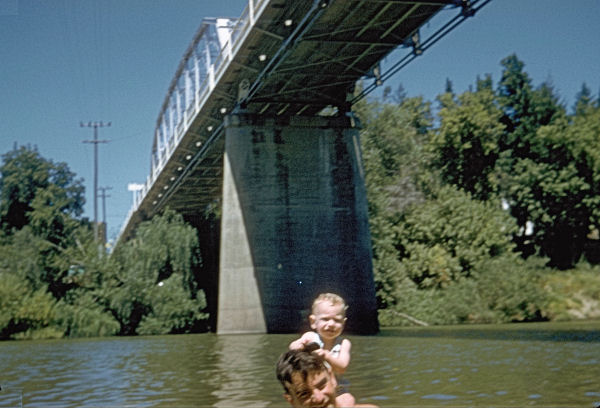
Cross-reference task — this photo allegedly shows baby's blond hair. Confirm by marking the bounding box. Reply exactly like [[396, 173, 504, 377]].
[[311, 293, 348, 315]]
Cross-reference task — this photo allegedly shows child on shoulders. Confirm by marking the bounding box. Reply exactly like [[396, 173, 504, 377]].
[[289, 293, 354, 406]]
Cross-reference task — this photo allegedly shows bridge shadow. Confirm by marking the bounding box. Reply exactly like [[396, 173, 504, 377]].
[[184, 212, 221, 332]]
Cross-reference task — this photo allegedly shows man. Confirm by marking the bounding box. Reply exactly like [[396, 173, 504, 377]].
[[276, 349, 378, 408]]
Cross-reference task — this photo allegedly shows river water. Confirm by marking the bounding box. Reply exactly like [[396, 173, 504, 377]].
[[1, 321, 599, 407]]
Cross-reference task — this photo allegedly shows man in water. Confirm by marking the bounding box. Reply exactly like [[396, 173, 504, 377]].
[[276, 349, 377, 408]]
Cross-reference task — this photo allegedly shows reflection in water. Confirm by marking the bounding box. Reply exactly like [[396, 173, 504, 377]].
[[0, 321, 599, 407], [212, 334, 270, 408]]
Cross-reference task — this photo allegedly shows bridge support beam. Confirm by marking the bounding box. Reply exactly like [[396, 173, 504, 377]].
[[217, 113, 378, 334]]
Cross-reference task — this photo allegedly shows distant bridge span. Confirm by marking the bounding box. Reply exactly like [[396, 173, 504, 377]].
[[118, 0, 490, 334]]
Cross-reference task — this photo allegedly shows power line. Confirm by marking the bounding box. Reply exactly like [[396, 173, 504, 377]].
[[81, 121, 110, 241]]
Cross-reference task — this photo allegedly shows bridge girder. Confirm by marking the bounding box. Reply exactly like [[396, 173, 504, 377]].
[[118, 0, 489, 242]]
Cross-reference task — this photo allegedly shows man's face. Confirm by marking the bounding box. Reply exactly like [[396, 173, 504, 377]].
[[284, 368, 338, 408]]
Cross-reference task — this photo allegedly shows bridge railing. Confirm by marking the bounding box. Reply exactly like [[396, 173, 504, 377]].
[[119, 0, 270, 241]]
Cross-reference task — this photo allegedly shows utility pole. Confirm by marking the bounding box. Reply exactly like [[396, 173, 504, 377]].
[[81, 121, 110, 241], [98, 186, 112, 225], [98, 186, 112, 243]]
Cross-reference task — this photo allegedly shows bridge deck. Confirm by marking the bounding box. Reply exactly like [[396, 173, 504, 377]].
[[119, 0, 485, 241]]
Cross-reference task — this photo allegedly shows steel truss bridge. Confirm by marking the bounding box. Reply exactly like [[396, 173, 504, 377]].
[[118, 0, 490, 242]]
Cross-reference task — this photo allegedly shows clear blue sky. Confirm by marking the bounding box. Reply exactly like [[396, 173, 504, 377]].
[[1, 0, 599, 243]]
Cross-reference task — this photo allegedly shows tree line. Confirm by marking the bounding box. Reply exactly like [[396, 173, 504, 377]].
[[358, 54, 600, 325], [0, 147, 207, 339], [1, 54, 599, 339]]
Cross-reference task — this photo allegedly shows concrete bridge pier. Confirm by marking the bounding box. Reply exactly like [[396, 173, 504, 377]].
[[217, 113, 378, 334]]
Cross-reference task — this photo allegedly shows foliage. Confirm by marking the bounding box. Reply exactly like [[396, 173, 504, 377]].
[[424, 54, 599, 269], [356, 93, 432, 309], [0, 146, 88, 298], [0, 146, 85, 238], [394, 186, 518, 289], [137, 274, 208, 335], [542, 262, 600, 321], [55, 292, 120, 338], [0, 272, 61, 340], [108, 209, 208, 335], [429, 82, 505, 200], [0, 145, 208, 339], [501, 104, 600, 268], [361, 54, 600, 325], [379, 256, 549, 326]]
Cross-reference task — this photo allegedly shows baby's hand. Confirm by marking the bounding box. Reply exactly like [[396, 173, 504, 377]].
[[312, 348, 328, 358]]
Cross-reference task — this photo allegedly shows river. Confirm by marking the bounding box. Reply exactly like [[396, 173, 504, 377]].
[[1, 321, 599, 407]]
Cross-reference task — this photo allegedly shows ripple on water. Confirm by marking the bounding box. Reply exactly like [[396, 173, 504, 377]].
[[422, 394, 458, 400]]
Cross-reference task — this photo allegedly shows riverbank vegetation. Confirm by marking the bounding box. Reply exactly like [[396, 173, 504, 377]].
[[0, 148, 207, 339], [1, 54, 599, 339], [358, 54, 600, 326]]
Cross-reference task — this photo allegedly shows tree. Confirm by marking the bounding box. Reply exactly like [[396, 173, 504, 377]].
[[496, 55, 565, 158], [0, 146, 87, 297], [574, 82, 594, 116], [355, 95, 433, 309], [394, 186, 517, 290], [429, 80, 505, 200], [505, 106, 600, 268], [0, 146, 85, 238], [107, 209, 208, 335]]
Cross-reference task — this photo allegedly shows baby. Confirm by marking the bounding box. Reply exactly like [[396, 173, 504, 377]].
[[289, 293, 354, 406]]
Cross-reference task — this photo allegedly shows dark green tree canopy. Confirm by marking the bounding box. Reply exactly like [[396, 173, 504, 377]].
[[0, 146, 85, 239]]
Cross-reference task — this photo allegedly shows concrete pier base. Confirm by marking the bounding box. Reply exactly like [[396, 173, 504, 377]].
[[217, 113, 378, 334]]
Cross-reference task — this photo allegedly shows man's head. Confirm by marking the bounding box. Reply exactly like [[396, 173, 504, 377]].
[[276, 350, 338, 408]]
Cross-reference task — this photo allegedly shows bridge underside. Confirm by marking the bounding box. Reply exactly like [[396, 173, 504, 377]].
[[118, 0, 486, 334], [122, 0, 452, 228]]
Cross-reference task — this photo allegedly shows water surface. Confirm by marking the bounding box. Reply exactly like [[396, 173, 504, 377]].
[[1, 321, 599, 407]]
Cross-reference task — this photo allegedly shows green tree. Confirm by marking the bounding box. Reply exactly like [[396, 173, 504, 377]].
[[0, 146, 87, 297], [507, 106, 600, 268], [355, 95, 431, 308], [0, 146, 85, 237], [394, 186, 517, 289], [429, 81, 505, 200], [108, 209, 208, 335], [0, 270, 63, 340], [496, 55, 565, 158], [574, 82, 594, 116]]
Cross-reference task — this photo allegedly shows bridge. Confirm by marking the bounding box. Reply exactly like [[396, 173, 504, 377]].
[[117, 0, 490, 334]]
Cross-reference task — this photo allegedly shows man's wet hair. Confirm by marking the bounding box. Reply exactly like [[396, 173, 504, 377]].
[[276, 349, 327, 393]]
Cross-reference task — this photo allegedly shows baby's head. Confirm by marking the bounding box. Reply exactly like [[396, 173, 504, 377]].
[[311, 293, 348, 316], [309, 293, 347, 339]]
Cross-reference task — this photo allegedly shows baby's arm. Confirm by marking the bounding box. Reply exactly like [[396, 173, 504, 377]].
[[289, 331, 319, 350], [319, 338, 351, 374]]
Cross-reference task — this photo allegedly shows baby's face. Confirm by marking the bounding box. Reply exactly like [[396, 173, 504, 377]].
[[310, 301, 346, 341]]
